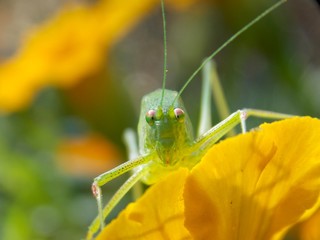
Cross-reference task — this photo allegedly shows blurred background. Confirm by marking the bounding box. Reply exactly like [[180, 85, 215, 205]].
[[0, 0, 319, 239]]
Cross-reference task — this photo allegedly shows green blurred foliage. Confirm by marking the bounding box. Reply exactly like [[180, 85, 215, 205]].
[[0, 90, 95, 239], [0, 0, 319, 239]]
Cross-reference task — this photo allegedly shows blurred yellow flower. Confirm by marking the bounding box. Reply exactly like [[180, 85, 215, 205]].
[[96, 117, 320, 240], [0, 0, 199, 112]]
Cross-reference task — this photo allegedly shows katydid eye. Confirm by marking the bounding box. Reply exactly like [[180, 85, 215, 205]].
[[146, 110, 156, 126], [174, 108, 185, 122]]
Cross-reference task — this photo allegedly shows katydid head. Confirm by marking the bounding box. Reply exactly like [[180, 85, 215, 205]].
[[138, 89, 193, 166], [145, 107, 185, 126]]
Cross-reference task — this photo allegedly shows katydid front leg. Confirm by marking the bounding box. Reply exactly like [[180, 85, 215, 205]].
[[90, 152, 156, 233], [192, 108, 294, 157], [88, 165, 149, 239]]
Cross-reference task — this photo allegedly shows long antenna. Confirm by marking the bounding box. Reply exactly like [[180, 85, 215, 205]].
[[160, 0, 167, 106], [173, 0, 287, 104]]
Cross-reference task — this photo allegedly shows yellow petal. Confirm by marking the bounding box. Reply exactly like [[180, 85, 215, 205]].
[[299, 207, 320, 240], [184, 117, 320, 240], [97, 168, 191, 240]]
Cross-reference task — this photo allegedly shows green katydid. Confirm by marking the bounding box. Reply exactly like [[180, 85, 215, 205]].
[[87, 0, 291, 238]]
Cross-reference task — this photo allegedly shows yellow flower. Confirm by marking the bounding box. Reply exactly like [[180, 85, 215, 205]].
[[0, 0, 199, 112], [96, 117, 320, 240], [0, 1, 153, 112], [56, 133, 122, 177], [185, 117, 320, 240]]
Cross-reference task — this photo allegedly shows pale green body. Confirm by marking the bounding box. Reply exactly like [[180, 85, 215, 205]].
[[138, 89, 196, 184]]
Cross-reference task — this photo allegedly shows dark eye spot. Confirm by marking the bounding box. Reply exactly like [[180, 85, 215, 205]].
[[174, 108, 185, 122], [146, 110, 156, 126]]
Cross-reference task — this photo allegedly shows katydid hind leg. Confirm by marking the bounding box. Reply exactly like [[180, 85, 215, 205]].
[[123, 128, 144, 199], [209, 61, 236, 137], [198, 60, 235, 137], [123, 128, 139, 160], [197, 61, 212, 137]]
